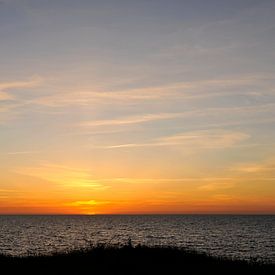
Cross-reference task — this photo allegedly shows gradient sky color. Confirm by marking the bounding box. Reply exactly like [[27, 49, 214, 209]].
[[1, 0, 275, 214]]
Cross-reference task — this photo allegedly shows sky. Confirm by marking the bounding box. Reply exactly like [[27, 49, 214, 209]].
[[0, 0, 275, 214]]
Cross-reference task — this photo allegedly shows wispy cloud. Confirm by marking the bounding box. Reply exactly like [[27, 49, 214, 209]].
[[27, 85, 164, 107], [56, 101, 275, 141], [15, 163, 109, 190], [96, 176, 275, 184], [232, 161, 275, 173], [198, 182, 235, 191], [77, 102, 275, 132], [157, 130, 250, 149], [109, 177, 235, 183], [101, 129, 250, 150], [0, 76, 43, 93], [210, 194, 235, 202], [6, 151, 41, 155], [80, 113, 183, 127], [30, 90, 165, 107], [28, 74, 274, 107], [0, 91, 13, 101], [0, 76, 43, 123]]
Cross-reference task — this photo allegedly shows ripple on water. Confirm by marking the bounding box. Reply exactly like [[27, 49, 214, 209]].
[[0, 215, 274, 262]]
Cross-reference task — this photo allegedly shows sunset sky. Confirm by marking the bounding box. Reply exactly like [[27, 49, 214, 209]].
[[1, 0, 275, 214]]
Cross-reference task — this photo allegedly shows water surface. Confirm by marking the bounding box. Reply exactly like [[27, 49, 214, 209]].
[[0, 215, 274, 262]]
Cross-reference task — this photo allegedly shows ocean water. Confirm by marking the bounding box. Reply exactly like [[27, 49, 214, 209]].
[[0, 215, 274, 262]]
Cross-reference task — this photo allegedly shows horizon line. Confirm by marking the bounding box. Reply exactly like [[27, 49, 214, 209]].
[[0, 213, 274, 216]]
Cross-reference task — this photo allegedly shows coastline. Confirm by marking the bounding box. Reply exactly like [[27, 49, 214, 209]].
[[1, 245, 274, 275]]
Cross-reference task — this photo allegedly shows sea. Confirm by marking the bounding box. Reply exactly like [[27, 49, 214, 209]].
[[0, 215, 274, 262]]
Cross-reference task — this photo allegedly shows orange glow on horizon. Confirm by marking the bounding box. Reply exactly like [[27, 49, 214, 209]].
[[1, 161, 275, 215]]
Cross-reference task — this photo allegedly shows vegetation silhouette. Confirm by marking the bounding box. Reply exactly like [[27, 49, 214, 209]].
[[0, 244, 274, 275]]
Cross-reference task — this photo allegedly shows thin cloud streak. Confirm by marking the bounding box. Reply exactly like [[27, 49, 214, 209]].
[[80, 113, 183, 127], [28, 74, 274, 107], [0, 76, 43, 92], [106, 177, 236, 183], [198, 182, 236, 191], [0, 76, 44, 123], [232, 160, 275, 173], [0, 91, 13, 101], [95, 130, 250, 149], [78, 103, 275, 130], [14, 163, 108, 191], [6, 151, 41, 155]]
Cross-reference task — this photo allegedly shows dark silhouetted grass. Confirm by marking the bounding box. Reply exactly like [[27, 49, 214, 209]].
[[0, 244, 274, 275]]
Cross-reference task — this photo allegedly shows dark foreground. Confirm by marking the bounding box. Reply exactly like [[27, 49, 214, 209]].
[[0, 245, 274, 275]]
